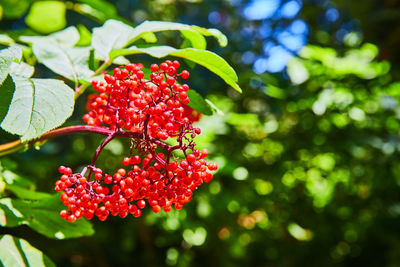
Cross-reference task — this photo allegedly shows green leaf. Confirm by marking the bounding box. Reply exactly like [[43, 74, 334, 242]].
[[0, 46, 22, 85], [110, 46, 242, 93], [6, 184, 51, 200], [76, 24, 92, 46], [181, 30, 207, 50], [75, 0, 119, 23], [20, 26, 80, 48], [0, 235, 55, 267], [0, 194, 95, 239], [287, 58, 309, 85], [25, 1, 67, 34], [10, 62, 34, 78], [187, 90, 213, 115], [0, 77, 75, 141], [263, 84, 287, 99], [32, 42, 94, 83], [1, 0, 32, 19], [190, 25, 228, 47], [91, 20, 134, 63], [0, 75, 16, 124], [130, 21, 228, 47]]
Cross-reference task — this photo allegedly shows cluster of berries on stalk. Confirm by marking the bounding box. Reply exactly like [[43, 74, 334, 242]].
[[55, 60, 218, 222]]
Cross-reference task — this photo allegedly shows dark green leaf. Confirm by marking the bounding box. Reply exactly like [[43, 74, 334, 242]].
[[129, 21, 228, 47], [76, 0, 119, 23], [32, 42, 94, 83], [25, 1, 67, 34], [187, 90, 213, 115], [0, 235, 56, 267], [0, 77, 74, 141], [0, 75, 16, 124]]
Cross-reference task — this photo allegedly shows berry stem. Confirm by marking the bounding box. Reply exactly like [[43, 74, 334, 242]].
[[87, 131, 117, 179], [0, 125, 174, 157]]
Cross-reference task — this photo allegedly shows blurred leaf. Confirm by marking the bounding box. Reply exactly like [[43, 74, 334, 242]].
[[25, 1, 66, 34], [263, 84, 287, 99], [130, 21, 228, 47], [0, 46, 22, 84], [0, 34, 15, 46], [111, 46, 242, 93], [0, 77, 74, 141], [76, 24, 92, 46], [32, 42, 94, 83], [20, 26, 80, 48], [0, 194, 94, 239], [0, 235, 55, 267], [10, 62, 34, 78], [187, 89, 213, 115], [287, 58, 309, 85], [75, 0, 119, 23], [205, 99, 224, 116], [1, 0, 32, 19]]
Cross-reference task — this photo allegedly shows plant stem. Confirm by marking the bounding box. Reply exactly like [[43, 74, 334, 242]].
[[87, 132, 116, 179]]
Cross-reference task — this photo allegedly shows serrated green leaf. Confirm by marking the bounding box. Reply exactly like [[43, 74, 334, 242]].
[[181, 30, 207, 49], [91, 20, 134, 63], [187, 90, 213, 115], [10, 62, 34, 78], [25, 1, 67, 34], [0, 75, 16, 124], [1, 77, 74, 141], [32, 42, 94, 83], [0, 235, 56, 267], [20, 26, 80, 48], [76, 0, 119, 23], [0, 194, 95, 239], [110, 46, 242, 93]]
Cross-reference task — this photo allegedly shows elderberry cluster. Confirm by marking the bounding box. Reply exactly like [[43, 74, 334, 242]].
[[55, 60, 218, 222]]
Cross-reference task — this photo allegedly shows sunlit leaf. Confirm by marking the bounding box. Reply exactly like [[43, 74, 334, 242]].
[[0, 77, 74, 141], [110, 46, 242, 92], [0, 194, 94, 239], [32, 42, 94, 83], [20, 26, 80, 48], [0, 235, 55, 267]]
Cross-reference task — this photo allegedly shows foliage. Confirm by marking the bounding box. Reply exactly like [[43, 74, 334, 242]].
[[1, 0, 400, 266]]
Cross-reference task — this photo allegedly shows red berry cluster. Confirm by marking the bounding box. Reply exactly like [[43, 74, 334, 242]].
[[55, 60, 217, 222]]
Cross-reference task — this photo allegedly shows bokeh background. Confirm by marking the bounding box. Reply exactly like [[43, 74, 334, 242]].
[[2, 0, 400, 266]]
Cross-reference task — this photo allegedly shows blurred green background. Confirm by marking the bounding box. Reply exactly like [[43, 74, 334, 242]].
[[2, 0, 400, 266]]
